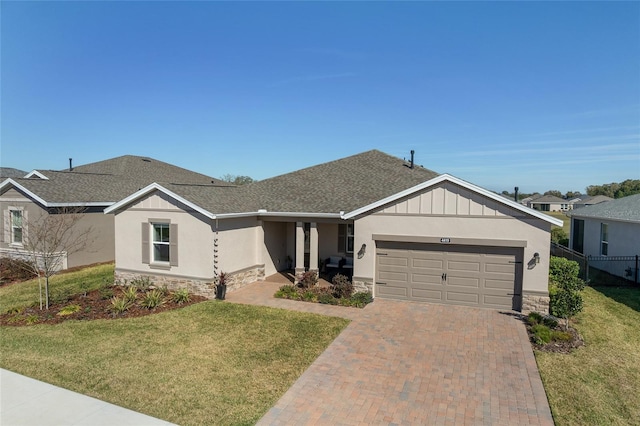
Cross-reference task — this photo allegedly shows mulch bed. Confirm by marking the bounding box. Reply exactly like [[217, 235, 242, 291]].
[[0, 286, 208, 327], [526, 321, 585, 354]]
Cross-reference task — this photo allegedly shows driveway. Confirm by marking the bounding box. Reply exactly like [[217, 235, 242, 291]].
[[253, 296, 554, 425]]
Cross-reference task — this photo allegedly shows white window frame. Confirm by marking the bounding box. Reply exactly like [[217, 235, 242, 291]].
[[346, 223, 354, 254], [600, 223, 608, 256], [152, 223, 171, 263], [10, 208, 24, 246]]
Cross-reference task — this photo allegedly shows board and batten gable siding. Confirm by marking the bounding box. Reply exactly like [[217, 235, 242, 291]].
[[355, 182, 552, 295], [375, 182, 527, 218]]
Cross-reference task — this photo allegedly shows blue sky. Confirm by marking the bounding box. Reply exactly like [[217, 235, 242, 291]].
[[1, 1, 638, 194]]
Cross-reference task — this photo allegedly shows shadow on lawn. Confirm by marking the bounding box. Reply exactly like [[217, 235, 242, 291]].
[[590, 285, 640, 313]]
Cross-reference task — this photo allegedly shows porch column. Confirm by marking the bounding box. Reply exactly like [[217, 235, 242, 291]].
[[309, 222, 318, 274], [295, 221, 305, 277]]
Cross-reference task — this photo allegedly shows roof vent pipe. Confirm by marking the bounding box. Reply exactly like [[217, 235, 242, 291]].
[[69, 158, 73, 171], [410, 150, 415, 169], [514, 186, 519, 203]]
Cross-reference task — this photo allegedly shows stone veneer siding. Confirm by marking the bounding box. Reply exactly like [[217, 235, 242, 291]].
[[115, 265, 265, 299], [521, 292, 550, 315], [352, 278, 373, 294]]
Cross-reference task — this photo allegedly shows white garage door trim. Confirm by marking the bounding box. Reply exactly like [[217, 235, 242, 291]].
[[375, 241, 523, 310]]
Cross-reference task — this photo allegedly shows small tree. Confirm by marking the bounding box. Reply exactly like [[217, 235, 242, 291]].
[[549, 256, 585, 330], [16, 206, 94, 309]]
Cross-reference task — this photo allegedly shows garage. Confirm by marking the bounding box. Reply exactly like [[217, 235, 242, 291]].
[[375, 241, 522, 310]]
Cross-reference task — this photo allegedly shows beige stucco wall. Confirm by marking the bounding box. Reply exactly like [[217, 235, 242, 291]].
[[1, 186, 114, 268], [354, 182, 553, 296], [114, 192, 215, 279], [114, 191, 263, 282], [262, 221, 287, 276]]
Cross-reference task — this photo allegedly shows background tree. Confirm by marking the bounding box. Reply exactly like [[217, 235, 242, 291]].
[[544, 190, 563, 198], [564, 191, 581, 199], [587, 179, 640, 198], [220, 174, 255, 186], [17, 207, 94, 309]]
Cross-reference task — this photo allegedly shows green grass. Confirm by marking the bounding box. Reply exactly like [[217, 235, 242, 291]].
[[0, 263, 114, 314], [0, 264, 349, 425], [544, 211, 570, 233], [535, 286, 640, 425]]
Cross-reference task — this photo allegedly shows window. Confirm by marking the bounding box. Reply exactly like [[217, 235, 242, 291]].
[[346, 224, 354, 253], [10, 210, 23, 245], [153, 223, 170, 262], [142, 221, 178, 266], [600, 223, 608, 256], [338, 223, 355, 254]]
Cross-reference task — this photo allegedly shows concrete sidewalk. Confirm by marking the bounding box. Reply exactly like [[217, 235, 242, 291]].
[[0, 369, 175, 426]]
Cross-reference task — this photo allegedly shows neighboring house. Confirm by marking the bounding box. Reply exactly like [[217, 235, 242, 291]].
[[105, 150, 562, 313], [569, 194, 640, 281], [0, 156, 229, 269], [0, 168, 28, 179], [572, 195, 614, 209], [527, 194, 571, 212]]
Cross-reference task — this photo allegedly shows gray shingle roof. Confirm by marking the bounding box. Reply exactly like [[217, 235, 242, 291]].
[[163, 150, 439, 214], [529, 194, 566, 203], [2, 156, 230, 205], [0, 168, 27, 178], [569, 194, 640, 223]]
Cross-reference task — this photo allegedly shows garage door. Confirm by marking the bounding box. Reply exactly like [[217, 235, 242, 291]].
[[375, 242, 521, 310]]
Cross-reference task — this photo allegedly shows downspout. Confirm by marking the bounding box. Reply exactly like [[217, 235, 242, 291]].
[[213, 218, 219, 281]]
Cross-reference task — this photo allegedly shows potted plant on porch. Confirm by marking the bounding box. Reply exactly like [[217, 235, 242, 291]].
[[216, 272, 227, 300]]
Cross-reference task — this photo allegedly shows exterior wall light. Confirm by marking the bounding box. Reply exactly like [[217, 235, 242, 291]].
[[534, 252, 540, 264], [357, 243, 367, 259]]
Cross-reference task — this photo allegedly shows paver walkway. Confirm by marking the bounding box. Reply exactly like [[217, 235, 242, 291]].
[[231, 277, 554, 425]]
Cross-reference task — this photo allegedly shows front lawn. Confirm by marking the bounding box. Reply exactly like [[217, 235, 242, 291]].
[[535, 285, 640, 425], [0, 265, 349, 425]]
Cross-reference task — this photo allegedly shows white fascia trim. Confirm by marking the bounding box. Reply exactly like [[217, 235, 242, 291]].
[[256, 211, 343, 219], [343, 173, 564, 227], [24, 170, 49, 180], [0, 178, 49, 207], [104, 183, 215, 219], [49, 202, 114, 207]]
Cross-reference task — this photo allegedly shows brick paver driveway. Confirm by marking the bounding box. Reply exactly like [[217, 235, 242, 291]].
[[255, 297, 554, 425]]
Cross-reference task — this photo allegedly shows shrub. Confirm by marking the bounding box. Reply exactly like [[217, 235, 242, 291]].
[[0, 257, 37, 284], [274, 285, 298, 299], [297, 271, 318, 289], [551, 330, 572, 342], [531, 324, 552, 345], [25, 314, 40, 325], [549, 257, 585, 330], [100, 287, 114, 300], [350, 291, 373, 308], [58, 304, 82, 316], [302, 291, 317, 302], [551, 228, 569, 247], [527, 312, 544, 326], [130, 276, 152, 291], [173, 288, 191, 304], [123, 286, 138, 304], [140, 290, 166, 310], [331, 274, 354, 299], [318, 293, 337, 305], [542, 316, 559, 329], [110, 297, 132, 315]]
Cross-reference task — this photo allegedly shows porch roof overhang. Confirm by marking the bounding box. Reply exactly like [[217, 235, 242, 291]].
[[104, 183, 346, 220]]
